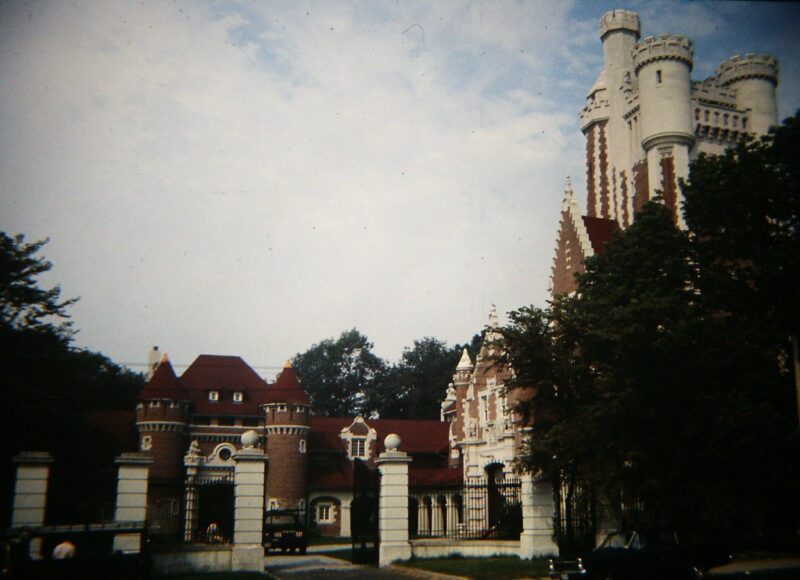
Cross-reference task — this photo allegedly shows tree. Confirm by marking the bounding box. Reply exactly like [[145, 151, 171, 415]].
[[501, 181, 798, 543], [293, 329, 386, 417], [1, 232, 145, 524], [0, 233, 77, 339], [367, 337, 464, 420]]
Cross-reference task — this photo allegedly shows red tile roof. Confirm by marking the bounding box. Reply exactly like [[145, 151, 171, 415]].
[[139, 358, 186, 400], [409, 467, 462, 487], [308, 464, 354, 489], [181, 355, 269, 416], [308, 417, 450, 455], [582, 216, 617, 255], [265, 365, 310, 405]]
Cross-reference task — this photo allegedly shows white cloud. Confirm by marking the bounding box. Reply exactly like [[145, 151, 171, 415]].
[[1, 0, 797, 374]]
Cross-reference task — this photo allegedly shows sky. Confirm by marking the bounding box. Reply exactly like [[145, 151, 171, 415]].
[[2, 0, 799, 378]]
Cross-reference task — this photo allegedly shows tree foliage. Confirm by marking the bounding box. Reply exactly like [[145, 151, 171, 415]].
[[1, 233, 144, 523], [500, 114, 800, 543]]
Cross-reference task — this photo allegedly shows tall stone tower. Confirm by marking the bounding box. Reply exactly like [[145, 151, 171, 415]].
[[263, 361, 311, 511], [553, 8, 780, 297], [136, 355, 189, 483]]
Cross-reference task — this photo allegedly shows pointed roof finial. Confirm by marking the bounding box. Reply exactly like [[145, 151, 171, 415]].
[[161, 353, 170, 363], [489, 304, 499, 328], [456, 348, 473, 371], [283, 359, 293, 369], [565, 176, 573, 198]]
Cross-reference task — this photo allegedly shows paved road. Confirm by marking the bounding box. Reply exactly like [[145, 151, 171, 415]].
[[264, 553, 464, 580]]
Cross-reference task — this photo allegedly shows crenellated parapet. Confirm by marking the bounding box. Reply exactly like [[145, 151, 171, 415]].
[[633, 35, 694, 73], [717, 53, 778, 86], [600, 9, 640, 40]]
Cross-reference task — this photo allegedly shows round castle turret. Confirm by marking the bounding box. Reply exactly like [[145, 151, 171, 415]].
[[717, 54, 779, 136], [600, 10, 640, 101], [633, 34, 695, 150], [263, 361, 310, 511], [136, 355, 189, 482]]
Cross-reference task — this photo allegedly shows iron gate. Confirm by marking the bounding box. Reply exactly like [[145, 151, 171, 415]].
[[554, 470, 596, 555], [351, 459, 379, 565]]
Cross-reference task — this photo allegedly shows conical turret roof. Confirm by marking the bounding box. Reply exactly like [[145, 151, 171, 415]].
[[456, 348, 473, 371], [266, 360, 310, 405], [139, 355, 186, 400]]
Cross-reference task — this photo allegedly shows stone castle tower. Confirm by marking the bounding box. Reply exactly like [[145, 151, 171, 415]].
[[553, 9, 779, 296], [263, 361, 311, 511], [582, 9, 778, 230]]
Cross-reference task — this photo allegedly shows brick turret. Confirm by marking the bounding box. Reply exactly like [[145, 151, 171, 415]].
[[136, 355, 189, 482], [263, 361, 311, 511]]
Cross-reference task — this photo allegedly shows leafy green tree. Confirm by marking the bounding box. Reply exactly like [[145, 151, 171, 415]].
[[502, 184, 798, 543], [368, 337, 463, 420], [1, 232, 144, 523], [293, 329, 386, 417]]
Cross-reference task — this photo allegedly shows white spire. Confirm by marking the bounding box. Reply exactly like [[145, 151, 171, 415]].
[[489, 304, 499, 328], [564, 176, 574, 198], [456, 348, 473, 371]]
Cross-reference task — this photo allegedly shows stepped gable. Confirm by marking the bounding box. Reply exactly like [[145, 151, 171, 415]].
[[180, 354, 268, 415], [264, 362, 310, 405], [139, 356, 185, 401], [582, 216, 617, 254]]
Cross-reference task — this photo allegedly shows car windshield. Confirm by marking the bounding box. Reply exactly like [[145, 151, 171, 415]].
[[600, 532, 631, 549]]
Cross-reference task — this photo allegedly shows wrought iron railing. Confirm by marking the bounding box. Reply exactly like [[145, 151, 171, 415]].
[[409, 476, 521, 540]]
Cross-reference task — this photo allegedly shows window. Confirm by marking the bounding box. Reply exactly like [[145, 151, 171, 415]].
[[351, 438, 367, 458], [233, 391, 243, 403], [268, 499, 279, 511], [656, 70, 662, 84], [218, 447, 233, 461], [277, 404, 287, 412], [209, 390, 219, 402], [141, 435, 152, 451], [317, 502, 334, 523], [299, 439, 307, 454]]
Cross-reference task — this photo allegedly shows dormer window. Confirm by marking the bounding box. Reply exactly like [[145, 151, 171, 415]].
[[209, 390, 220, 402], [351, 437, 367, 458], [233, 391, 243, 403]]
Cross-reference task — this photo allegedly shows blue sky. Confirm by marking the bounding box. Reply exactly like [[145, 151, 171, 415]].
[[1, 1, 798, 376]]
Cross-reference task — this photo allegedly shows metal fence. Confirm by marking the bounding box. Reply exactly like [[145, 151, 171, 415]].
[[554, 471, 595, 555], [184, 471, 235, 543], [409, 476, 521, 539]]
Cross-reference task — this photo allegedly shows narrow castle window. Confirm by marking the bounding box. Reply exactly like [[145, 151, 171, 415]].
[[209, 390, 219, 402], [233, 391, 243, 403], [299, 439, 307, 454], [141, 435, 152, 451], [656, 70, 662, 84]]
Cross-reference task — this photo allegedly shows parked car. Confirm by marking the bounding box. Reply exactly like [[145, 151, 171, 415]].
[[264, 510, 307, 554], [549, 530, 732, 579]]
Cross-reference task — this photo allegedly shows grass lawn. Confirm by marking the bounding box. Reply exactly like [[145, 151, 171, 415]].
[[398, 556, 550, 579]]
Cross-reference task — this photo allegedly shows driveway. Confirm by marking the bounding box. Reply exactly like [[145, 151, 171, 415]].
[[264, 553, 464, 580]]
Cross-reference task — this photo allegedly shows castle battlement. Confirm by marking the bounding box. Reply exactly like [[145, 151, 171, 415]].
[[717, 53, 779, 86], [580, 98, 610, 129], [600, 9, 640, 39], [633, 34, 694, 73]]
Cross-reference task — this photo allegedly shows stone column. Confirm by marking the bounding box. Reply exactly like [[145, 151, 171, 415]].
[[520, 473, 559, 559], [11, 452, 54, 559], [340, 498, 352, 537], [113, 452, 153, 554], [232, 433, 267, 572], [376, 434, 412, 566]]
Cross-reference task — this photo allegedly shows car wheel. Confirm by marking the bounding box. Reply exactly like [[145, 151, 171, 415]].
[[692, 566, 707, 579]]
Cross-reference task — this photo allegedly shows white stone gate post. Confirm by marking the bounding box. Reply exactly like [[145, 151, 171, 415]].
[[520, 473, 559, 559], [232, 431, 267, 572], [113, 452, 153, 554], [11, 451, 54, 559], [376, 434, 412, 566]]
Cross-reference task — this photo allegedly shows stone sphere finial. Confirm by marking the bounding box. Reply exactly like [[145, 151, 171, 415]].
[[241, 430, 259, 449], [384, 433, 401, 451]]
